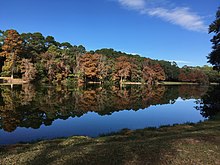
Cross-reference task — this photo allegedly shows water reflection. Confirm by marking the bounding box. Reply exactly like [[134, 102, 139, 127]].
[[195, 85, 220, 119], [0, 84, 209, 133]]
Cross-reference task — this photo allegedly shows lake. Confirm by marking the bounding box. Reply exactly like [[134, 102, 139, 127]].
[[0, 84, 210, 145]]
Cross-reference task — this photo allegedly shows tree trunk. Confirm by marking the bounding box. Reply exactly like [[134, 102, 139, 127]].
[[120, 76, 123, 84], [11, 52, 15, 80]]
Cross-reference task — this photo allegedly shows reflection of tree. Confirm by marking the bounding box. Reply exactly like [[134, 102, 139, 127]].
[[159, 85, 209, 105], [195, 85, 220, 119], [178, 85, 208, 100], [20, 84, 36, 105], [0, 84, 209, 132], [0, 86, 22, 132], [159, 86, 179, 104]]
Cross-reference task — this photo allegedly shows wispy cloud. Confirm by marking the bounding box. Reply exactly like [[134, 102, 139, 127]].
[[116, 0, 207, 32], [168, 59, 192, 66], [118, 0, 146, 9], [124, 51, 139, 55], [146, 7, 207, 32]]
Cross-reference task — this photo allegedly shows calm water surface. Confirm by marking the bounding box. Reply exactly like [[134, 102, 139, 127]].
[[0, 84, 209, 145]]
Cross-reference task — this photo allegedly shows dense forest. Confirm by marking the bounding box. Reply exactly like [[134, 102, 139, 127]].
[[0, 29, 220, 86]]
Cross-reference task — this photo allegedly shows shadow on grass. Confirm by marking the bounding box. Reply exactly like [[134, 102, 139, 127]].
[[1, 119, 220, 165], [28, 137, 173, 165], [24, 119, 220, 165]]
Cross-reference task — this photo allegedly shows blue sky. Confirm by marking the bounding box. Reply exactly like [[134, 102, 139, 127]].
[[0, 0, 219, 66]]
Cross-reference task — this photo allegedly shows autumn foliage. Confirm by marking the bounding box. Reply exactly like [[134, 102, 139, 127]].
[[0, 29, 218, 85], [79, 53, 102, 82], [178, 67, 209, 84], [0, 30, 23, 78]]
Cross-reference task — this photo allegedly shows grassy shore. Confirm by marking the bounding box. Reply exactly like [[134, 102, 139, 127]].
[[1, 118, 220, 165], [122, 81, 200, 85], [122, 81, 219, 85], [158, 81, 199, 85]]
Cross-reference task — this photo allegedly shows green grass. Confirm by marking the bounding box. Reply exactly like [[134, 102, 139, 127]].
[[1, 120, 220, 165]]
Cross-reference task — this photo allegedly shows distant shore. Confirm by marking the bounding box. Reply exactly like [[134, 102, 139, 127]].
[[115, 81, 200, 85], [0, 77, 27, 85], [0, 78, 219, 86], [122, 81, 219, 85], [158, 81, 219, 85], [158, 81, 199, 85]]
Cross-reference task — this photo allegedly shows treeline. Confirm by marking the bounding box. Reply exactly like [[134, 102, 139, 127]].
[[0, 29, 220, 85]]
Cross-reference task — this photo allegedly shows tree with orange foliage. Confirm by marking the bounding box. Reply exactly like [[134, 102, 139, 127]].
[[178, 68, 209, 84], [79, 53, 102, 82], [115, 56, 132, 84], [142, 59, 165, 85], [0, 30, 23, 79], [97, 55, 114, 83], [20, 59, 37, 82], [142, 66, 155, 85], [151, 63, 166, 83]]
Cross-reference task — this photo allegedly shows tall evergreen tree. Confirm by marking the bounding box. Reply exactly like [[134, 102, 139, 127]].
[[208, 7, 220, 71]]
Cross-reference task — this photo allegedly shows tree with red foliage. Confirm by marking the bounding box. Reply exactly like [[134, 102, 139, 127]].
[[151, 63, 166, 82], [178, 68, 209, 84]]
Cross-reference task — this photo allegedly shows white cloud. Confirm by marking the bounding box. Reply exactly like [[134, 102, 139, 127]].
[[124, 51, 139, 55], [118, 0, 146, 9], [117, 0, 207, 32], [170, 60, 191, 63], [168, 60, 191, 66], [146, 7, 207, 32]]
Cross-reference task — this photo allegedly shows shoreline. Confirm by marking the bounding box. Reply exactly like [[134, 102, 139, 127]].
[[0, 80, 219, 86], [0, 119, 219, 164], [0, 77, 27, 85], [158, 81, 199, 85], [122, 81, 219, 85]]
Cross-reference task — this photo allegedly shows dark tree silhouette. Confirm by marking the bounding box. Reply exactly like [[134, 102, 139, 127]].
[[208, 7, 220, 71], [196, 85, 220, 119]]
